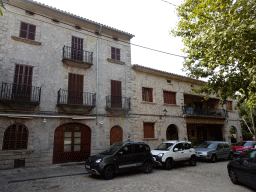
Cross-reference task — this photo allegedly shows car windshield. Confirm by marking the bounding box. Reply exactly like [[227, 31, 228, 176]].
[[154, 143, 174, 150], [99, 143, 123, 155], [198, 142, 217, 149], [236, 142, 254, 147]]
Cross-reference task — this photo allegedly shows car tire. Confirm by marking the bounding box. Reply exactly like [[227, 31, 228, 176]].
[[142, 161, 153, 174], [103, 166, 115, 180], [228, 153, 234, 160], [189, 156, 196, 166], [211, 154, 217, 163], [165, 158, 173, 170], [229, 168, 239, 184]]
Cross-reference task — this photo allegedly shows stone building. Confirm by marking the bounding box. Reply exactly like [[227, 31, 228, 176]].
[[0, 0, 134, 169], [131, 65, 242, 149]]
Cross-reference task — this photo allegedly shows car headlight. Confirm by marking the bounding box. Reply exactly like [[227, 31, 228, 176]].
[[158, 153, 164, 157], [95, 159, 102, 163]]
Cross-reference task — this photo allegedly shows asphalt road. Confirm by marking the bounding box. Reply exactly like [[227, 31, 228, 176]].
[[5, 160, 256, 192]]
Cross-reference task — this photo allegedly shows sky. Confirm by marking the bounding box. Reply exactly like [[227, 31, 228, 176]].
[[35, 0, 186, 76]]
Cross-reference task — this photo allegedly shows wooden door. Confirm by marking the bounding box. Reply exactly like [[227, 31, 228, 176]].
[[110, 126, 123, 145], [71, 36, 83, 61], [12, 64, 33, 101], [68, 73, 83, 104], [111, 80, 122, 108], [166, 125, 179, 140], [53, 123, 91, 164]]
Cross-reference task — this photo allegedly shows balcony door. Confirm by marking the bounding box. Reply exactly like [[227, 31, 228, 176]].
[[68, 73, 83, 104], [12, 64, 33, 101], [111, 80, 122, 108], [71, 36, 83, 61]]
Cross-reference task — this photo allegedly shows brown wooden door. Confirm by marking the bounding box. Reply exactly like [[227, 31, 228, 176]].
[[68, 73, 83, 104], [110, 126, 123, 145], [71, 36, 83, 61], [166, 125, 179, 140], [53, 123, 91, 164], [111, 80, 122, 108], [12, 64, 33, 101]]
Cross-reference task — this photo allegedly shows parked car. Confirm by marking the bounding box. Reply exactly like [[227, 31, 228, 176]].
[[195, 141, 234, 162], [227, 149, 256, 189], [151, 140, 196, 170], [85, 142, 154, 180], [232, 141, 256, 156]]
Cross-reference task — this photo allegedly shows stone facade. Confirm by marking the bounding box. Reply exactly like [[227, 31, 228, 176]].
[[0, 0, 133, 169], [131, 65, 242, 149]]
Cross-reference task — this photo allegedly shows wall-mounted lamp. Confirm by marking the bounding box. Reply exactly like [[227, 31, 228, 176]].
[[159, 108, 168, 119]]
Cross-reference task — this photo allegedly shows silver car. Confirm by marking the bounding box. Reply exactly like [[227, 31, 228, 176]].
[[195, 141, 234, 162]]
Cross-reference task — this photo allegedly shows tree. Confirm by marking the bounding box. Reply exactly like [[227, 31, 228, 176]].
[[172, 0, 256, 106], [0, 0, 6, 16], [238, 102, 256, 140]]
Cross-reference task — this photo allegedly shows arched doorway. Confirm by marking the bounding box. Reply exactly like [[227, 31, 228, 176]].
[[110, 126, 123, 145], [166, 124, 179, 140], [230, 126, 237, 144], [53, 123, 91, 164]]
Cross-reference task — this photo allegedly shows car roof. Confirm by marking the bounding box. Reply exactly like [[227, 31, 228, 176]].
[[204, 141, 228, 143], [163, 140, 192, 144], [114, 141, 148, 145], [240, 141, 256, 142]]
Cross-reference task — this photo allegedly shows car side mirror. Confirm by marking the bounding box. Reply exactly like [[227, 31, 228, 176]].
[[174, 148, 178, 152]]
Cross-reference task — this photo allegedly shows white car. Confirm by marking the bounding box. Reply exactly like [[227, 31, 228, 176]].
[[151, 140, 197, 170]]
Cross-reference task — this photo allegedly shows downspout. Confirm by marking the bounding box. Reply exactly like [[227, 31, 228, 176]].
[[96, 24, 102, 125]]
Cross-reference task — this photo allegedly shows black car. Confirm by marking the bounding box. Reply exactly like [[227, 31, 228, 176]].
[[85, 142, 154, 179], [227, 149, 256, 189]]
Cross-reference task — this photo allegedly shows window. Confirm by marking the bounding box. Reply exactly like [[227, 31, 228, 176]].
[[143, 123, 155, 138], [163, 91, 176, 104], [111, 47, 120, 60], [120, 145, 132, 155], [19, 22, 36, 40], [142, 87, 153, 102], [133, 144, 148, 153], [2, 124, 29, 150], [226, 101, 232, 111]]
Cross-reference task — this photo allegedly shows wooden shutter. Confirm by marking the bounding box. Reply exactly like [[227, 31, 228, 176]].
[[164, 91, 176, 104], [28, 24, 36, 40], [19, 22, 36, 40], [111, 47, 120, 60], [111, 80, 122, 108], [72, 36, 83, 61], [68, 73, 84, 104], [144, 123, 154, 138], [12, 64, 33, 101]]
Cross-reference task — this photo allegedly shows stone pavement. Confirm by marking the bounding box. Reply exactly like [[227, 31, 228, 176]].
[[0, 162, 87, 192]]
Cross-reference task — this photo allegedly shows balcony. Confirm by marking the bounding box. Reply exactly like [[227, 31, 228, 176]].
[[62, 46, 93, 69], [182, 106, 228, 118], [0, 82, 41, 110], [105, 96, 131, 116], [57, 89, 96, 114]]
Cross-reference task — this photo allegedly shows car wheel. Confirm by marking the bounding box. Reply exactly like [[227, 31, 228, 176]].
[[211, 154, 217, 163], [104, 166, 115, 180], [229, 168, 239, 184], [189, 156, 196, 166], [165, 158, 173, 170], [228, 153, 234, 160], [142, 161, 153, 174]]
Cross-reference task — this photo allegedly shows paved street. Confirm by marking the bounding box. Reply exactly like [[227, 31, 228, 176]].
[[1, 160, 255, 192]]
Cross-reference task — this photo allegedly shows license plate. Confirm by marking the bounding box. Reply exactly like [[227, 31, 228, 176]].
[[86, 165, 90, 169]]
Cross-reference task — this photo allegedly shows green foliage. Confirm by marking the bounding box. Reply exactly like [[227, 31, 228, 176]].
[[172, 0, 256, 106], [0, 0, 7, 16]]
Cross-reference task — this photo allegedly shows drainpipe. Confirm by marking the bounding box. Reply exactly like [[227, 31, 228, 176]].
[[96, 24, 102, 125]]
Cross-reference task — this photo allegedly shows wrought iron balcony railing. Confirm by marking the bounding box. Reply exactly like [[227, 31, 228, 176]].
[[62, 46, 93, 64], [0, 82, 41, 102], [57, 89, 96, 106], [106, 96, 131, 110], [182, 106, 228, 118]]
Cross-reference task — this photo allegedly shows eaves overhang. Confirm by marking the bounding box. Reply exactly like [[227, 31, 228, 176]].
[[132, 64, 206, 86]]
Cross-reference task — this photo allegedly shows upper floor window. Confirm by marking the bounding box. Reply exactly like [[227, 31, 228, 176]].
[[19, 22, 36, 40], [163, 91, 176, 104], [226, 101, 232, 111], [142, 87, 153, 102], [111, 47, 120, 60], [2, 124, 29, 150]]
